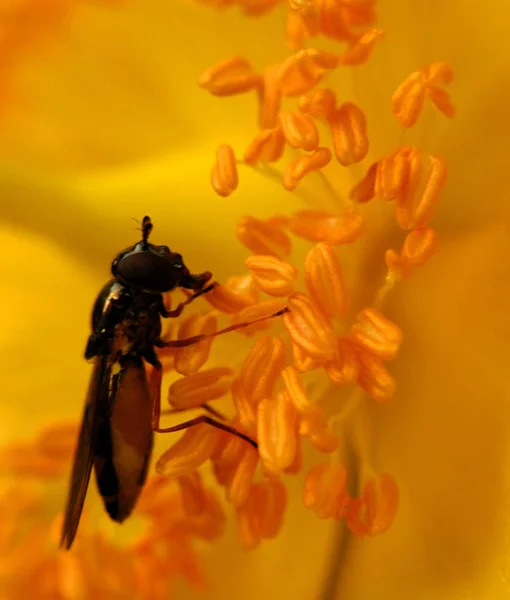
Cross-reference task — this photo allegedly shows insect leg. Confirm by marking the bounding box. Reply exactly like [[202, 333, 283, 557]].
[[160, 306, 289, 348], [154, 415, 257, 449], [160, 283, 216, 320], [161, 403, 228, 420]]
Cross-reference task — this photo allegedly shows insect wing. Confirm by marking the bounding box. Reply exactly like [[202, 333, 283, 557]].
[[60, 355, 111, 549]]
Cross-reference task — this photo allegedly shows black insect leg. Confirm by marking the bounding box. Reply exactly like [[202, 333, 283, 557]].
[[154, 414, 257, 449], [159, 306, 289, 349], [159, 283, 216, 320]]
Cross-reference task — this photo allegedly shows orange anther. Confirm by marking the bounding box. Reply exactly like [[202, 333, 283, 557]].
[[244, 126, 285, 165], [231, 298, 288, 336], [237, 215, 292, 257], [330, 102, 369, 166], [310, 428, 339, 453], [240, 335, 287, 403], [426, 85, 456, 119], [175, 313, 217, 375], [298, 88, 336, 120], [225, 273, 260, 303], [258, 64, 282, 128], [225, 445, 259, 507], [393, 62, 454, 127], [245, 254, 298, 296], [283, 147, 332, 191], [401, 226, 439, 265], [290, 338, 325, 372], [283, 292, 337, 360], [236, 479, 287, 548], [288, 207, 364, 245], [384, 249, 413, 281], [257, 391, 299, 472], [211, 144, 238, 197], [303, 463, 350, 519], [338, 28, 384, 66], [395, 150, 447, 229], [350, 162, 377, 203], [356, 351, 396, 402], [424, 61, 453, 85], [168, 367, 233, 410], [155, 424, 219, 477], [286, 10, 307, 50], [350, 308, 402, 360], [375, 147, 412, 200], [177, 471, 208, 516], [203, 283, 255, 314], [232, 378, 257, 435], [324, 337, 358, 384], [199, 56, 261, 96], [279, 110, 319, 151], [281, 365, 315, 413], [347, 473, 399, 536], [278, 48, 339, 96], [304, 242, 347, 317], [319, 0, 357, 42], [392, 71, 426, 128], [298, 407, 338, 453]]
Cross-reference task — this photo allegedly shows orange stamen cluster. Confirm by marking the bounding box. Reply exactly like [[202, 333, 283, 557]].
[[0, 427, 223, 598], [192, 0, 455, 548]]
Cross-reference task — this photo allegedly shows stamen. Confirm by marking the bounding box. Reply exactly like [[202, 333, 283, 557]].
[[349, 161, 377, 203], [281, 365, 315, 412], [395, 150, 447, 229], [211, 144, 239, 197], [384, 248, 413, 281], [155, 424, 220, 477], [303, 463, 350, 519], [356, 350, 397, 402], [236, 479, 287, 548], [288, 208, 364, 245], [304, 242, 348, 317], [290, 338, 325, 372], [232, 378, 257, 435], [401, 226, 439, 265], [240, 335, 287, 402], [257, 391, 299, 472], [278, 48, 339, 96], [375, 147, 411, 200], [298, 88, 337, 121], [245, 254, 299, 296], [168, 367, 234, 410], [203, 283, 255, 314], [347, 473, 399, 536], [258, 65, 282, 128], [283, 292, 337, 360], [175, 313, 218, 375], [242, 0, 281, 17], [324, 337, 359, 384], [237, 215, 292, 257], [298, 408, 339, 452], [225, 273, 260, 302], [225, 445, 259, 507], [350, 308, 402, 360], [279, 110, 319, 151], [283, 147, 332, 190], [330, 102, 369, 166], [338, 28, 385, 66], [177, 471, 208, 516], [244, 126, 285, 164], [198, 56, 262, 96], [392, 62, 455, 127]]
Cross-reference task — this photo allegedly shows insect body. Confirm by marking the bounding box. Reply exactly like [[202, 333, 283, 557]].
[[61, 217, 285, 550]]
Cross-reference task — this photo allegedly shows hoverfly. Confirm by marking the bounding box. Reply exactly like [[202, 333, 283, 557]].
[[61, 216, 286, 549]]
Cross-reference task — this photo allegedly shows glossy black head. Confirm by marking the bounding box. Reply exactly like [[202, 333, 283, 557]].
[[111, 216, 212, 293]]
